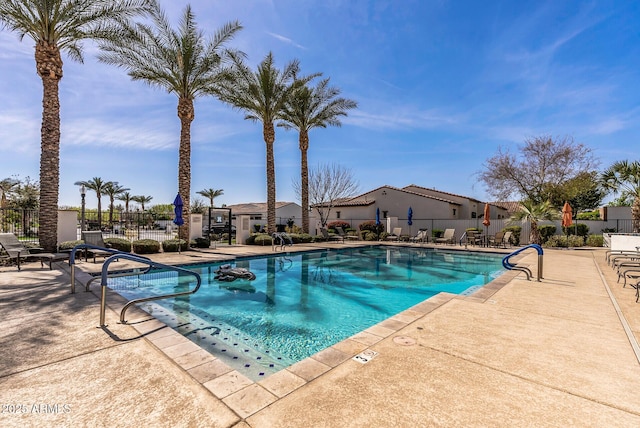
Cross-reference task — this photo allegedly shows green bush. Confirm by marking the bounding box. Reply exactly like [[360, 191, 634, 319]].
[[504, 226, 521, 246], [586, 235, 604, 247], [543, 235, 585, 248], [191, 237, 211, 248], [162, 239, 188, 252], [132, 239, 161, 254], [562, 223, 589, 237], [248, 233, 273, 246], [432, 229, 443, 238], [359, 220, 384, 234], [538, 225, 557, 243], [59, 240, 84, 251], [288, 233, 313, 244], [104, 237, 132, 252]]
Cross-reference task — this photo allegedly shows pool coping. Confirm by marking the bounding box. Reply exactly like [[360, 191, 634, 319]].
[[77, 245, 524, 419]]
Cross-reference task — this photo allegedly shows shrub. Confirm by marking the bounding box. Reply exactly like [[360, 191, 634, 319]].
[[562, 223, 589, 237], [359, 220, 384, 234], [288, 233, 313, 244], [327, 220, 351, 232], [586, 234, 604, 247], [286, 224, 303, 234], [503, 226, 521, 246], [192, 237, 211, 248], [104, 237, 132, 252], [602, 228, 617, 234], [543, 235, 585, 248], [538, 225, 557, 243], [59, 240, 84, 251], [363, 231, 378, 241], [249, 233, 273, 246], [132, 239, 161, 254], [465, 227, 481, 233], [162, 239, 188, 252], [432, 229, 443, 238]]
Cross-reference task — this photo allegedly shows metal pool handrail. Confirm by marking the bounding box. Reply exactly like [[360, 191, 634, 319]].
[[69, 244, 138, 294], [502, 244, 543, 281], [96, 253, 202, 326]]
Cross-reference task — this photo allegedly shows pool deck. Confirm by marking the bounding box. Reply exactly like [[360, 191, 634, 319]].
[[2, 242, 640, 427]]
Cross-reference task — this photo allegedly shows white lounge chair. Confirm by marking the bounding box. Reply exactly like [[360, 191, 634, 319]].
[[435, 229, 455, 245]]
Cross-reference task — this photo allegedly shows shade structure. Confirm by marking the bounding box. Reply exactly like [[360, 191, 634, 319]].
[[407, 207, 413, 225], [173, 194, 184, 226], [562, 202, 573, 228], [482, 203, 491, 227]]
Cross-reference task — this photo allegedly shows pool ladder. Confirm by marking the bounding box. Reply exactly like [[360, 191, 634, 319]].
[[69, 245, 201, 326], [502, 244, 543, 281]]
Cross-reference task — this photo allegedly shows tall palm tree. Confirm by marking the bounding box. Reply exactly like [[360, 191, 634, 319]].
[[510, 200, 560, 245], [600, 160, 640, 232], [103, 182, 129, 226], [132, 195, 152, 211], [216, 52, 311, 234], [117, 191, 134, 214], [197, 188, 224, 208], [75, 177, 111, 229], [97, 3, 241, 241], [0, 177, 20, 232], [0, 0, 153, 252], [279, 77, 357, 233]]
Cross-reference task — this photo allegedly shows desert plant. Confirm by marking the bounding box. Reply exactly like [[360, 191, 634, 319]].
[[586, 235, 604, 247], [162, 239, 188, 252], [104, 237, 132, 252], [132, 239, 160, 254]]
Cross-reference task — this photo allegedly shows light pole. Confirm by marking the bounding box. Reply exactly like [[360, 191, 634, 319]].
[[80, 185, 86, 232]]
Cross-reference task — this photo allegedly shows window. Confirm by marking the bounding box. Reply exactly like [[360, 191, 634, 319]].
[[336, 211, 341, 219], [452, 208, 457, 216], [471, 212, 476, 218], [383, 210, 388, 218]]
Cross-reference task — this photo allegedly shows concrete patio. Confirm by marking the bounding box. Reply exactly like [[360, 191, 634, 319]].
[[1, 243, 639, 427]]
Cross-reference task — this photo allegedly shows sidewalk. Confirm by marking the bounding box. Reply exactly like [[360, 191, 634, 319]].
[[1, 246, 639, 427]]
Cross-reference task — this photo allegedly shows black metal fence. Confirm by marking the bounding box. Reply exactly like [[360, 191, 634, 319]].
[[0, 208, 40, 244]]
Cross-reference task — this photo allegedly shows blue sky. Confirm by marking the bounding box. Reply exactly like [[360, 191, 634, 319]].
[[1, 0, 638, 210]]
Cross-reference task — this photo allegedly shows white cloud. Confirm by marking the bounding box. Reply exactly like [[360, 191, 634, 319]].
[[266, 32, 306, 50]]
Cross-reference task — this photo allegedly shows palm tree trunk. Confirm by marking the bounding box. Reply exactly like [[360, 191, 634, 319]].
[[633, 196, 640, 233], [530, 221, 541, 245], [97, 194, 102, 229], [178, 96, 194, 241], [36, 41, 63, 252], [299, 130, 309, 234], [264, 122, 276, 234]]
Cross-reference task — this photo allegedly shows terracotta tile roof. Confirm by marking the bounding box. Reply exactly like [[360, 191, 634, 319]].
[[225, 202, 297, 214], [490, 201, 521, 214], [402, 184, 484, 203]]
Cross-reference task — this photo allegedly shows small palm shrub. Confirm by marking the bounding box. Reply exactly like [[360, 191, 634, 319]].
[[105, 237, 132, 252], [132, 239, 161, 254], [162, 239, 188, 252]]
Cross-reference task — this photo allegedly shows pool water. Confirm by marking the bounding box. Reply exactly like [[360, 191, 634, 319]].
[[109, 247, 505, 380]]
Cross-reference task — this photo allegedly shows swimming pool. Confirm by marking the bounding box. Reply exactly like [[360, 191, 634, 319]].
[[109, 247, 505, 380]]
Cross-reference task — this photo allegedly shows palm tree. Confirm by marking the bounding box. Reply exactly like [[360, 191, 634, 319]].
[[103, 182, 129, 226], [0, 0, 153, 252], [117, 191, 134, 214], [216, 52, 312, 234], [0, 177, 20, 232], [97, 3, 241, 241], [75, 178, 111, 229], [510, 200, 560, 245], [197, 188, 224, 208], [279, 77, 357, 233], [132, 195, 153, 211], [600, 160, 640, 232]]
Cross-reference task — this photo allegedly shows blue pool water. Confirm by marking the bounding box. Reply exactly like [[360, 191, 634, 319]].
[[109, 247, 505, 380]]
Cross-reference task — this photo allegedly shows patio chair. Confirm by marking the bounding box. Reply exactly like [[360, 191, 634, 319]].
[[466, 230, 481, 246], [0, 233, 69, 271], [386, 227, 402, 241], [410, 229, 428, 244], [336, 226, 359, 241], [435, 228, 455, 245], [81, 231, 113, 262], [320, 228, 343, 243], [488, 232, 504, 248]]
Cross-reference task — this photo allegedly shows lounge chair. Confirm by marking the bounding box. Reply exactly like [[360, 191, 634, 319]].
[[435, 228, 455, 245], [81, 231, 113, 262], [336, 226, 359, 241], [0, 233, 69, 271], [320, 228, 343, 243], [410, 229, 428, 244], [386, 227, 402, 241]]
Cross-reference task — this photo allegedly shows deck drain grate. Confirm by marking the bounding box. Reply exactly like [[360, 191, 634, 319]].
[[353, 350, 378, 364]]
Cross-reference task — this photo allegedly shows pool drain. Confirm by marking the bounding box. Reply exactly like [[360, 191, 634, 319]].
[[393, 336, 416, 346]]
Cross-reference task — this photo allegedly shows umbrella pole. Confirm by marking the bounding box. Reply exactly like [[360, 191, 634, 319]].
[[178, 225, 181, 254]]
